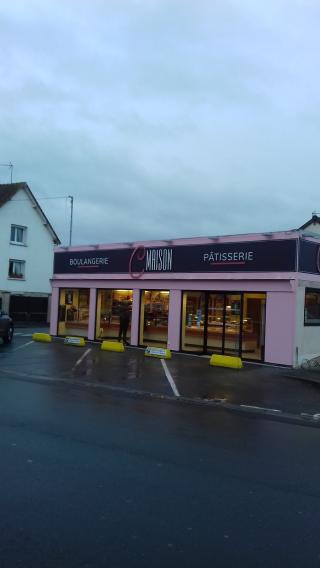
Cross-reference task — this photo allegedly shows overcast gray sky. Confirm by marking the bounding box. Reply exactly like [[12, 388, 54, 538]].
[[0, 0, 319, 245]]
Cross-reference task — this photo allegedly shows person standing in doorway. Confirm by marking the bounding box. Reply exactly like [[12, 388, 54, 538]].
[[118, 301, 131, 345]]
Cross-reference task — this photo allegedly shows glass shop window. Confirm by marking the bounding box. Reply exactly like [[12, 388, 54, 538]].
[[58, 288, 90, 337], [181, 291, 206, 353], [304, 289, 320, 325], [140, 290, 169, 347], [95, 289, 133, 341]]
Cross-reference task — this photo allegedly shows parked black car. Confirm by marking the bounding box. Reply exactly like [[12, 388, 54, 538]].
[[0, 311, 14, 343]]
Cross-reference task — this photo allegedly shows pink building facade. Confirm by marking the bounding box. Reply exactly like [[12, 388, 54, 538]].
[[50, 225, 320, 367]]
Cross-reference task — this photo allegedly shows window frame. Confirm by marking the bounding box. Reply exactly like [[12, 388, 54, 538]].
[[95, 288, 133, 341], [57, 287, 90, 338], [304, 288, 320, 326], [10, 224, 27, 246], [180, 290, 266, 362], [138, 289, 170, 348], [8, 259, 26, 280]]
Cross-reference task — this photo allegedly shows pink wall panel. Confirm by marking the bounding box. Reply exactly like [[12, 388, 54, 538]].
[[88, 288, 97, 340], [264, 292, 296, 365], [167, 290, 182, 351], [51, 277, 295, 293], [52, 273, 297, 285], [49, 286, 59, 335], [130, 289, 140, 346]]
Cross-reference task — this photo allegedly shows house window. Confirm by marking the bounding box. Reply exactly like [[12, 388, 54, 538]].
[[8, 259, 25, 279], [304, 288, 320, 325], [10, 225, 26, 245]]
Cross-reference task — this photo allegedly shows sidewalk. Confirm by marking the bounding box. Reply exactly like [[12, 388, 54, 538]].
[[9, 331, 320, 420], [165, 354, 320, 416]]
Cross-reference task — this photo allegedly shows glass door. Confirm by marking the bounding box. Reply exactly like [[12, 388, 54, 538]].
[[224, 294, 241, 356], [95, 289, 133, 341], [181, 292, 206, 352], [242, 293, 266, 361], [181, 291, 266, 361], [140, 290, 169, 347]]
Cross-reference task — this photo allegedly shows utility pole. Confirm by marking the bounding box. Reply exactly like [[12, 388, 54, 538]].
[[0, 162, 13, 183], [68, 195, 74, 246]]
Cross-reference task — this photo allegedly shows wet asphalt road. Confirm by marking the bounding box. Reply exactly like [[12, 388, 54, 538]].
[[1, 337, 320, 566], [2, 330, 320, 416]]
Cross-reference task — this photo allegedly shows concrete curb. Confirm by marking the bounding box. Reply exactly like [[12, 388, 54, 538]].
[[2, 366, 320, 428], [282, 373, 320, 386]]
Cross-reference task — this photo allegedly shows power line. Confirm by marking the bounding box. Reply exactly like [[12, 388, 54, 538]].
[[9, 196, 70, 201]]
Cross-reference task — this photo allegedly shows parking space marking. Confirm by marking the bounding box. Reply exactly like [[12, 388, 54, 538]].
[[72, 348, 92, 371], [161, 359, 180, 397], [12, 340, 34, 351], [240, 404, 281, 413], [18, 333, 33, 337], [14, 333, 33, 336]]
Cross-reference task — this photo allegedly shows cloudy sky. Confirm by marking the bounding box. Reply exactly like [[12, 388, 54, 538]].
[[0, 0, 319, 245]]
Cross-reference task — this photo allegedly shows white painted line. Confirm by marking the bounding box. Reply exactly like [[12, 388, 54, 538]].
[[203, 398, 227, 403], [72, 348, 91, 371], [12, 340, 34, 352], [13, 333, 33, 337], [240, 404, 281, 413], [160, 359, 180, 397], [301, 413, 320, 421]]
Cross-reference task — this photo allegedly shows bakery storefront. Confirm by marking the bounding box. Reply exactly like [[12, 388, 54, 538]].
[[181, 291, 266, 360], [50, 229, 320, 366]]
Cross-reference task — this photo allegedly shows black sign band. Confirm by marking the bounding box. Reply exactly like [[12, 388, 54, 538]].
[[54, 239, 298, 276]]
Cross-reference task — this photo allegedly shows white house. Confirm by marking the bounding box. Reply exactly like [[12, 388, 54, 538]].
[[0, 182, 60, 321]]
